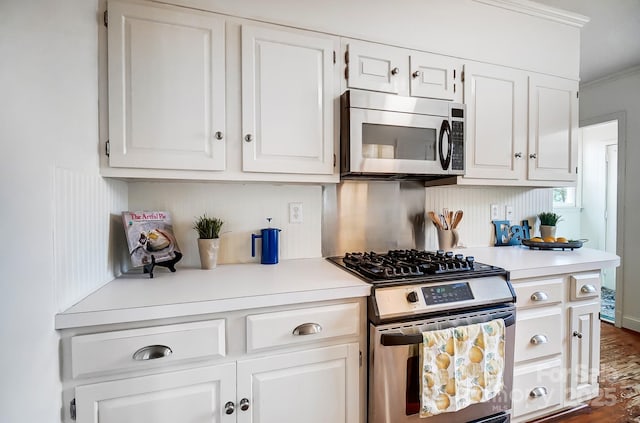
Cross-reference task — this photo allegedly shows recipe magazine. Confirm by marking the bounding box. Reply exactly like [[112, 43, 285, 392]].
[[122, 211, 181, 267]]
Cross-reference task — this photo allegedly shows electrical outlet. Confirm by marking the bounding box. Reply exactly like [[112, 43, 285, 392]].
[[289, 202, 303, 224], [505, 205, 514, 221], [490, 204, 501, 220]]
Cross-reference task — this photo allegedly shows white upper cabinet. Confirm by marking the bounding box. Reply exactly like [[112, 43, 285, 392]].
[[410, 51, 461, 102], [463, 62, 528, 180], [241, 25, 338, 175], [344, 40, 462, 101], [345, 40, 408, 95], [107, 1, 226, 171], [528, 74, 579, 182]]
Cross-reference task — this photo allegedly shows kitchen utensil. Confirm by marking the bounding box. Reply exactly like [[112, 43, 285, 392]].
[[452, 210, 463, 228], [251, 218, 282, 264], [427, 211, 443, 229]]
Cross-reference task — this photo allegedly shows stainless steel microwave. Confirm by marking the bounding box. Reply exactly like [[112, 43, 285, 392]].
[[340, 90, 465, 179]]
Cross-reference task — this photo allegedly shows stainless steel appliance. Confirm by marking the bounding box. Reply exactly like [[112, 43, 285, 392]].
[[327, 250, 516, 423], [340, 90, 465, 180]]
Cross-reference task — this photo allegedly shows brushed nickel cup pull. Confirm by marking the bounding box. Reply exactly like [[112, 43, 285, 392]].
[[214, 131, 223, 140], [580, 284, 597, 294], [239, 398, 250, 411], [244, 134, 254, 142], [530, 334, 549, 345], [132, 345, 172, 361], [293, 322, 322, 336], [412, 70, 421, 78], [224, 401, 235, 415], [530, 387, 548, 398], [573, 331, 583, 339], [531, 291, 549, 302], [391, 67, 400, 75]]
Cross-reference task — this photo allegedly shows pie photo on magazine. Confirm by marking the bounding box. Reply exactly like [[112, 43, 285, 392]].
[[122, 211, 181, 268]]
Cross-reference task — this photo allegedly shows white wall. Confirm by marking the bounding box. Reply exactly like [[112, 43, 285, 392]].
[[0, 1, 128, 421], [128, 182, 323, 267], [580, 67, 640, 330]]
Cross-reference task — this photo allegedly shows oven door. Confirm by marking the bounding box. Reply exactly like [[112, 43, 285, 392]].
[[368, 306, 515, 423], [347, 107, 452, 175]]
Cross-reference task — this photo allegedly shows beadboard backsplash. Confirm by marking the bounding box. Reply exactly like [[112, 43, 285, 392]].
[[424, 186, 553, 249], [54, 168, 128, 311], [127, 182, 322, 268]]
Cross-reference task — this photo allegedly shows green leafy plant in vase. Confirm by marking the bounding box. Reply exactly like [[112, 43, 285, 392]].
[[537, 212, 562, 240], [193, 214, 224, 269]]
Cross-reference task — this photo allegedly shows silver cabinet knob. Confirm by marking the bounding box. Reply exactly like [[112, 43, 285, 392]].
[[530, 387, 548, 398], [132, 345, 172, 361], [573, 331, 583, 339], [412, 70, 421, 78], [580, 284, 597, 294], [391, 67, 400, 75], [214, 131, 223, 140], [244, 134, 254, 142], [529, 153, 537, 159], [239, 398, 250, 411], [224, 401, 235, 415], [530, 334, 549, 345], [515, 152, 523, 158], [293, 322, 322, 336], [530, 291, 548, 302]]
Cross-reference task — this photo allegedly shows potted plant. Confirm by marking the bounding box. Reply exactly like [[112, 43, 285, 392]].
[[537, 212, 562, 240], [193, 214, 224, 269]]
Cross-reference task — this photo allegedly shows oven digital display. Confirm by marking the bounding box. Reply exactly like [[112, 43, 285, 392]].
[[422, 282, 474, 305]]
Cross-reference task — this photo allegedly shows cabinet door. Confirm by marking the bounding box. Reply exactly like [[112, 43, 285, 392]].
[[107, 1, 226, 171], [463, 63, 528, 180], [409, 52, 461, 101], [236, 343, 359, 423], [74, 363, 236, 423], [528, 75, 579, 182], [345, 40, 408, 95], [568, 302, 600, 401], [242, 25, 337, 175]]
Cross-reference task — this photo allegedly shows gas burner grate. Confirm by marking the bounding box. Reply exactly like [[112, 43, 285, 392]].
[[342, 249, 476, 280]]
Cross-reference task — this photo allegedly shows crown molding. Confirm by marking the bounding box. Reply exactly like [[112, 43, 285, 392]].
[[580, 65, 640, 89], [473, 0, 590, 27]]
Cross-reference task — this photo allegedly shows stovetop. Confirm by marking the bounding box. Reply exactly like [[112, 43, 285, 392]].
[[327, 249, 506, 286]]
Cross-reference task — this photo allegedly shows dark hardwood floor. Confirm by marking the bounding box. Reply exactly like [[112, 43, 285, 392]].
[[547, 321, 640, 422]]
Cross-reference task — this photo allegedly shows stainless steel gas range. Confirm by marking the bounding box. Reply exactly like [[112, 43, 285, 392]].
[[328, 249, 517, 423]]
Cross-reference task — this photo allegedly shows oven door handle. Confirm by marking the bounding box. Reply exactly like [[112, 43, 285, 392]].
[[380, 312, 515, 346]]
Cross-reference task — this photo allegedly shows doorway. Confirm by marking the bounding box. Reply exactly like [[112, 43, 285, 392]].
[[580, 120, 618, 323]]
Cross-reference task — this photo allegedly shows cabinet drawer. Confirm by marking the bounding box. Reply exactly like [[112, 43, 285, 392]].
[[512, 358, 563, 418], [570, 272, 601, 301], [515, 307, 562, 362], [71, 320, 225, 378], [246, 303, 359, 352], [513, 278, 563, 309]]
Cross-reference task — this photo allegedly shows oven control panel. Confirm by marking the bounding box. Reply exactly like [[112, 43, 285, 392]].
[[373, 276, 514, 319]]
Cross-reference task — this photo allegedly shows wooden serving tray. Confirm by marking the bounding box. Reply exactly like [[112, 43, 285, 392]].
[[521, 239, 584, 251]]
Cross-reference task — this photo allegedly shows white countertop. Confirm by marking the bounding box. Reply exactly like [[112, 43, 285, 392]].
[[457, 246, 620, 280], [55, 258, 371, 329], [55, 247, 620, 330]]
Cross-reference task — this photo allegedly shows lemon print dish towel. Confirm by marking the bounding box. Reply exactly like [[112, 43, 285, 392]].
[[420, 319, 505, 417]]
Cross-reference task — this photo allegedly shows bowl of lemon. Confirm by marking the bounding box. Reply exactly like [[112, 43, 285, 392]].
[[521, 236, 584, 250]]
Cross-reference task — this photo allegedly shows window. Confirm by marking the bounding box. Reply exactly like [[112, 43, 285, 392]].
[[553, 187, 577, 208]]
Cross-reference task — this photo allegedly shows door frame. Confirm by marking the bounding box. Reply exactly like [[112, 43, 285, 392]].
[[579, 111, 626, 328]]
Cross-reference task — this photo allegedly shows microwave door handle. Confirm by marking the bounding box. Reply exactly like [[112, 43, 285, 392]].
[[438, 119, 452, 170]]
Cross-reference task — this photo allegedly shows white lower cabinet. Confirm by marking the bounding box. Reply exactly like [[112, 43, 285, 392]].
[[510, 271, 602, 422], [75, 363, 236, 423], [63, 300, 364, 423]]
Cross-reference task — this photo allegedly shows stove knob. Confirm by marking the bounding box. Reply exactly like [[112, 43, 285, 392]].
[[466, 256, 475, 269], [455, 254, 464, 260], [406, 291, 420, 303], [445, 251, 454, 258], [436, 250, 445, 257]]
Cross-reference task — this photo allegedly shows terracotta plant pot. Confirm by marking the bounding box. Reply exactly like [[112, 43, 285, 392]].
[[198, 238, 220, 269]]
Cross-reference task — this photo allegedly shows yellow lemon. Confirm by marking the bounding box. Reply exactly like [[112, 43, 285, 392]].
[[543, 236, 556, 243], [556, 237, 568, 243], [445, 379, 456, 396], [445, 337, 455, 355], [424, 372, 435, 388], [530, 237, 543, 242], [469, 346, 484, 363], [436, 394, 451, 410], [474, 335, 485, 349], [436, 353, 451, 369]]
